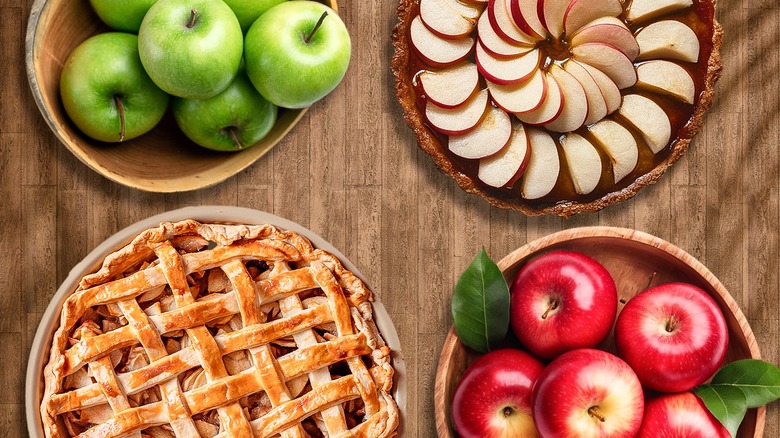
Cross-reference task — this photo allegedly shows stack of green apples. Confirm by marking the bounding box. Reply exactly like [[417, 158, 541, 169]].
[[60, 0, 351, 151]]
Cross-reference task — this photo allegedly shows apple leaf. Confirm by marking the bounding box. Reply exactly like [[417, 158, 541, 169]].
[[709, 359, 780, 408], [451, 249, 510, 353], [694, 384, 747, 438]]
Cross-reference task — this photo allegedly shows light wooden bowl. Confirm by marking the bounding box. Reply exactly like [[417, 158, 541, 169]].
[[25, 0, 337, 193], [435, 227, 764, 438]]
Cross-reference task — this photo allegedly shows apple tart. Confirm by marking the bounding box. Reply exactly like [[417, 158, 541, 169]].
[[393, 0, 722, 216], [40, 220, 399, 437]]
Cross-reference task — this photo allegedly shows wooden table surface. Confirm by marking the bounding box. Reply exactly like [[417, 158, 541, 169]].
[[2, 0, 778, 436]]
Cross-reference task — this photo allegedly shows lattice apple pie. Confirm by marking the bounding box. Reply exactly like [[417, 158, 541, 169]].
[[40, 220, 400, 437]]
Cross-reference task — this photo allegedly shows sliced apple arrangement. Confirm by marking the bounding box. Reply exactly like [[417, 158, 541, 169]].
[[408, 0, 706, 201]]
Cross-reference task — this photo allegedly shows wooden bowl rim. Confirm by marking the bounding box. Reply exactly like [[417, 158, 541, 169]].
[[434, 226, 765, 438]]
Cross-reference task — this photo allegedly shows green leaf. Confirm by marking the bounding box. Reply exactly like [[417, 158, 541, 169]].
[[710, 359, 780, 408], [451, 249, 510, 353], [694, 384, 747, 438]]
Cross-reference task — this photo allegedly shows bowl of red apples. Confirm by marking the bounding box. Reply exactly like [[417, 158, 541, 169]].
[[435, 227, 765, 438]]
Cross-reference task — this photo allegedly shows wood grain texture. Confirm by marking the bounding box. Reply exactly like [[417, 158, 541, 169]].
[[2, 0, 779, 436]]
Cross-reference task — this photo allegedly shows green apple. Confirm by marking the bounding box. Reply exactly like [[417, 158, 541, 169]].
[[138, 0, 243, 99], [60, 32, 169, 143], [222, 0, 286, 33], [244, 1, 351, 109], [172, 70, 277, 151], [89, 0, 157, 32]]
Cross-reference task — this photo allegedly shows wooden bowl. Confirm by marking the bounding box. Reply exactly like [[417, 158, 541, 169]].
[[435, 226, 764, 438], [25, 0, 337, 193]]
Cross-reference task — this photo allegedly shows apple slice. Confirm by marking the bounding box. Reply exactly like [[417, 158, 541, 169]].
[[636, 20, 700, 62], [564, 60, 607, 126], [636, 60, 696, 104], [560, 133, 602, 195], [478, 12, 535, 57], [572, 43, 637, 89], [563, 0, 622, 36], [478, 122, 531, 187], [420, 0, 481, 38], [545, 65, 588, 132], [476, 43, 540, 85], [520, 128, 560, 199], [418, 63, 479, 108], [450, 105, 513, 159], [426, 88, 489, 135], [618, 94, 671, 153], [540, 0, 571, 38], [627, 0, 693, 23], [589, 119, 638, 183], [570, 17, 639, 61], [488, 0, 537, 45], [510, 0, 547, 38], [574, 61, 621, 114], [488, 67, 547, 113], [516, 72, 563, 125], [411, 16, 475, 66]]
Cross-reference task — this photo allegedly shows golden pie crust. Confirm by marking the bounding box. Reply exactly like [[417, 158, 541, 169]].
[[40, 220, 399, 437]]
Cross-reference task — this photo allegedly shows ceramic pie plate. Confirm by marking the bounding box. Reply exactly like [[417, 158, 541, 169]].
[[25, 206, 406, 436]]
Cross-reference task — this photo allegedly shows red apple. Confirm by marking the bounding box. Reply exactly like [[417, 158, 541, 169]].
[[615, 282, 728, 393], [636, 392, 730, 438], [533, 349, 644, 438], [452, 349, 544, 438], [510, 250, 617, 359]]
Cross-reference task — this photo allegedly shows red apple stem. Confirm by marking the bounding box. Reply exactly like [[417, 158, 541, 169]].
[[541, 299, 558, 320], [304, 11, 328, 44], [114, 95, 125, 142], [665, 317, 679, 333], [502, 407, 514, 418], [187, 9, 198, 28], [588, 406, 606, 423]]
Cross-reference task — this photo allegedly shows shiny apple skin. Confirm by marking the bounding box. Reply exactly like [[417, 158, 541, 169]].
[[452, 349, 544, 438], [510, 250, 618, 359], [615, 282, 728, 392], [636, 392, 730, 438]]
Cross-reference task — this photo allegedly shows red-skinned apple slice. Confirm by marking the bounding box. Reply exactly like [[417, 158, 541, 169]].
[[545, 65, 588, 132], [418, 62, 479, 108], [488, 0, 537, 45], [478, 121, 531, 187], [411, 16, 475, 67], [488, 67, 547, 113], [560, 133, 602, 194], [564, 60, 607, 125], [420, 0, 481, 38], [450, 105, 513, 159], [539, 0, 570, 38], [516, 72, 563, 125], [589, 119, 638, 183], [520, 128, 560, 199], [636, 60, 696, 104], [563, 0, 622, 36], [575, 61, 621, 114], [478, 12, 534, 57], [476, 43, 540, 85], [570, 17, 639, 61], [618, 94, 671, 154], [572, 43, 637, 89], [426, 88, 489, 135], [636, 20, 700, 62], [510, 0, 547, 38], [627, 0, 693, 23]]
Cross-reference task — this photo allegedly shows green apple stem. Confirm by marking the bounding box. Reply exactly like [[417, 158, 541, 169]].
[[588, 406, 606, 423], [187, 9, 198, 28], [223, 126, 243, 149], [304, 11, 328, 44], [113, 95, 125, 142]]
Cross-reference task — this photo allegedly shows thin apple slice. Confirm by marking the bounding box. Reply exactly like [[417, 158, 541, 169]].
[[411, 16, 475, 66], [478, 13, 535, 57], [418, 63, 479, 108], [450, 105, 513, 159], [574, 61, 621, 114], [618, 94, 670, 153], [476, 43, 540, 85], [570, 17, 639, 61], [488, 67, 547, 113], [545, 65, 588, 132], [636, 20, 700, 62], [540, 0, 571, 38], [420, 0, 481, 38], [563, 0, 622, 36], [427, 88, 489, 135], [560, 133, 602, 195], [589, 119, 638, 183], [564, 61, 607, 126], [627, 0, 693, 23], [572, 43, 637, 89], [520, 128, 560, 199], [488, 0, 537, 45], [510, 0, 547, 38], [478, 122, 531, 187], [636, 60, 695, 104], [516, 72, 563, 125]]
